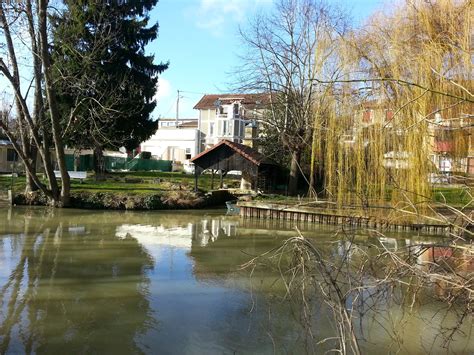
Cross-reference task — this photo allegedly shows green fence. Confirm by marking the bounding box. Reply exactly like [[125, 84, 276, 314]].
[[65, 154, 94, 171], [125, 158, 172, 172], [65, 153, 172, 172]]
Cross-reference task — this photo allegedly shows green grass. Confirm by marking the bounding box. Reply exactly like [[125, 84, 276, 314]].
[[0, 171, 241, 195], [432, 187, 472, 206], [1, 172, 471, 208]]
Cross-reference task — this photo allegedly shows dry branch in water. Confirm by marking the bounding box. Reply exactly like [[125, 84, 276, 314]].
[[242, 226, 473, 354]]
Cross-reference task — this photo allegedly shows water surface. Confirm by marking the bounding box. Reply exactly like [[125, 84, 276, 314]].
[[0, 207, 472, 354]]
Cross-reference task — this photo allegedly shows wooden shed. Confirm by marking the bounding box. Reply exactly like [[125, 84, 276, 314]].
[[190, 140, 280, 192]]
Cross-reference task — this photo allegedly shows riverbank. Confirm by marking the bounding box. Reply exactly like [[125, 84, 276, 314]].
[[1, 172, 239, 210], [12, 190, 236, 210]]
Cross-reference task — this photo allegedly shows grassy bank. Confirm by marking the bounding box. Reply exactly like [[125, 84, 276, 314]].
[[0, 172, 471, 209], [0, 172, 239, 210], [0, 171, 240, 193], [255, 187, 472, 208]]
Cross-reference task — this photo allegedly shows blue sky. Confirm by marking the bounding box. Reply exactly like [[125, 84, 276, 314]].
[[147, 0, 385, 120]]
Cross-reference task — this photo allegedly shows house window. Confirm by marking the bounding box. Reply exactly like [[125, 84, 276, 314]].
[[217, 106, 228, 115], [233, 103, 239, 117], [185, 148, 192, 160], [7, 149, 17, 162], [362, 110, 372, 123], [223, 120, 228, 136], [209, 122, 214, 136]]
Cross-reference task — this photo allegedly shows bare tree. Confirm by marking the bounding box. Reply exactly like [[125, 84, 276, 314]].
[[237, 0, 348, 195], [0, 0, 67, 205]]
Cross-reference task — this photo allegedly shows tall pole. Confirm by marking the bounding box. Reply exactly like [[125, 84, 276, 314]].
[[176, 90, 180, 124]]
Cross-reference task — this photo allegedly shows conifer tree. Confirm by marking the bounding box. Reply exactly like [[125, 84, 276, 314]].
[[52, 0, 168, 155]]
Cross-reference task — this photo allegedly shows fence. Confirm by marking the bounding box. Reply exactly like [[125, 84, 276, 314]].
[[64, 153, 172, 172]]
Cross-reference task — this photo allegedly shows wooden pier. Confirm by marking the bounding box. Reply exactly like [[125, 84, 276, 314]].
[[238, 201, 456, 235]]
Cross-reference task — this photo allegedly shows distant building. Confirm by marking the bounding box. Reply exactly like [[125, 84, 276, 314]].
[[428, 113, 474, 175], [0, 139, 18, 173], [139, 118, 202, 173], [193, 93, 270, 151], [350, 100, 474, 176]]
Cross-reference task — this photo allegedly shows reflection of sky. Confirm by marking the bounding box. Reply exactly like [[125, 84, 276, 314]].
[[116, 224, 193, 251], [114, 221, 277, 353], [0, 234, 24, 280]]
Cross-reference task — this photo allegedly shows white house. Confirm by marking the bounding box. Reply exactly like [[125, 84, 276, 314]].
[[193, 93, 269, 151], [140, 118, 201, 173]]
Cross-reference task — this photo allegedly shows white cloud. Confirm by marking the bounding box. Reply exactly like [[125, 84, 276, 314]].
[[193, 0, 273, 36], [154, 77, 172, 102]]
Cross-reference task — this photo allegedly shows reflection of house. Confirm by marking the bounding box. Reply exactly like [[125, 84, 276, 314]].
[[115, 218, 239, 251], [194, 94, 270, 151], [194, 218, 237, 247], [116, 224, 194, 250], [139, 118, 202, 173], [0, 139, 18, 172]]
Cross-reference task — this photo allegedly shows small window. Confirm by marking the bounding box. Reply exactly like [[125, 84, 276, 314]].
[[223, 121, 228, 136], [233, 103, 239, 117], [209, 122, 214, 136], [7, 148, 17, 162], [362, 110, 372, 123], [185, 148, 191, 160]]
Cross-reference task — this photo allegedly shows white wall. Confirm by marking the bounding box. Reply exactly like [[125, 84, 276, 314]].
[[140, 128, 198, 172]]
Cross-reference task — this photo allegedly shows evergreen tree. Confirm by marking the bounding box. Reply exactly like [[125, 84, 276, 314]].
[[52, 0, 168, 153]]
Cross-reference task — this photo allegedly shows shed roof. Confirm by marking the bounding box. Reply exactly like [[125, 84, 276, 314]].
[[193, 93, 271, 110], [0, 139, 13, 146], [191, 140, 276, 166]]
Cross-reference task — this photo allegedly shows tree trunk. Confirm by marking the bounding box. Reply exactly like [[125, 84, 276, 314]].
[[38, 0, 70, 206], [42, 135, 60, 200], [93, 144, 105, 180], [288, 149, 301, 196], [25, 145, 39, 193]]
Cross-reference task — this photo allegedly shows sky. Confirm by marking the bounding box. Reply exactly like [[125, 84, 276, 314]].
[[147, 0, 386, 120]]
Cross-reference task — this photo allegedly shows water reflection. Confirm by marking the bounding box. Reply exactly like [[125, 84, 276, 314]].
[[0, 209, 154, 354], [0, 207, 472, 354]]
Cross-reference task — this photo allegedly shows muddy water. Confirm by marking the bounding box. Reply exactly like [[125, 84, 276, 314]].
[[0, 207, 472, 354]]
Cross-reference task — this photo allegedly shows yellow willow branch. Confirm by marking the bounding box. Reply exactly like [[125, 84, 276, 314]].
[[311, 78, 474, 104]]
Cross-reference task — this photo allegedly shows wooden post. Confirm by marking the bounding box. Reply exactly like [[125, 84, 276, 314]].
[[255, 166, 259, 193], [219, 169, 224, 189], [211, 169, 215, 190], [194, 166, 199, 192]]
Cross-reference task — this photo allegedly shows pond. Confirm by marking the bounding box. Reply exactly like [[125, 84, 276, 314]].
[[0, 207, 472, 354]]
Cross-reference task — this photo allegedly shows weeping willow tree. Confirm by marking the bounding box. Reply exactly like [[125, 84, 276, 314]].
[[311, 0, 473, 218]]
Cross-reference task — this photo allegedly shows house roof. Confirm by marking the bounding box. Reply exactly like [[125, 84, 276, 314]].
[[159, 117, 197, 121], [191, 139, 276, 166], [193, 93, 271, 110], [0, 139, 12, 146]]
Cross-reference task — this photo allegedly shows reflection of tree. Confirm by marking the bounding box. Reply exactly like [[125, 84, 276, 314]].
[[0, 212, 154, 354]]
